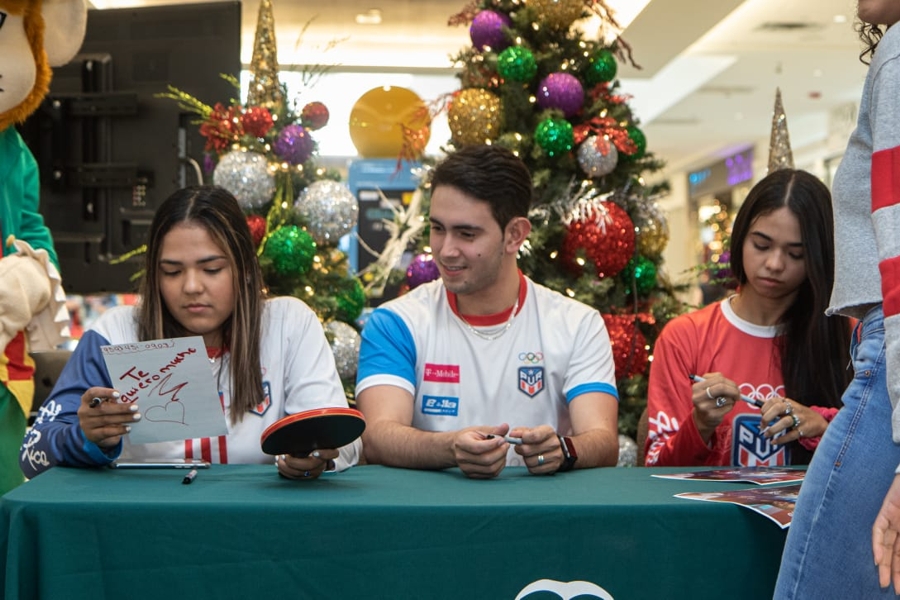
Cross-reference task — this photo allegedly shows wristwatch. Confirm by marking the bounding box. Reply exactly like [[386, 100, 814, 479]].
[[557, 435, 577, 472]]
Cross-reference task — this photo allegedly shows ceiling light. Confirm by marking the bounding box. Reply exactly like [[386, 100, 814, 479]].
[[356, 9, 382, 25], [833, 14, 848, 24]]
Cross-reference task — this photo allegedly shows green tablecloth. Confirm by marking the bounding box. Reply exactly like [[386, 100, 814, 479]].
[[1, 465, 788, 599]]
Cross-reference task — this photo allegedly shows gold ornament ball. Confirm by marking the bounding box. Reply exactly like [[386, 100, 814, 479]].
[[349, 86, 431, 158], [636, 211, 670, 257], [528, 0, 585, 30], [448, 88, 503, 147]]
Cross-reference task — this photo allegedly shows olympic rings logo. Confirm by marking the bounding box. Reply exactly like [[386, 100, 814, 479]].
[[518, 352, 544, 364]]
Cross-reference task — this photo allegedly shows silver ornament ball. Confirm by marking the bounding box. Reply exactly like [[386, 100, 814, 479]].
[[213, 150, 275, 209], [577, 135, 618, 178], [617, 434, 638, 467], [295, 180, 359, 245], [325, 320, 361, 380]]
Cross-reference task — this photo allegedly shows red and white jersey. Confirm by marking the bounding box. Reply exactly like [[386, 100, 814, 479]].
[[645, 297, 789, 467]]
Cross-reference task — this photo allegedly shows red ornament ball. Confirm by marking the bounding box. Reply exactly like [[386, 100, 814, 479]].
[[246, 214, 266, 248], [301, 101, 330, 131], [241, 106, 274, 138], [560, 202, 635, 278], [600, 314, 649, 379]]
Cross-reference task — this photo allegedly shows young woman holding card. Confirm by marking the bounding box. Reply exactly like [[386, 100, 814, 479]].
[[644, 168, 852, 468], [20, 186, 360, 480]]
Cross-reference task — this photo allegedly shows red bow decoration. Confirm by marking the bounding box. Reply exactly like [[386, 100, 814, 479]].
[[590, 82, 631, 105], [573, 116, 637, 154], [199, 103, 244, 153]]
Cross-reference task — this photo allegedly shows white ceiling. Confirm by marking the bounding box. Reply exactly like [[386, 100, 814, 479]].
[[88, 0, 867, 177]]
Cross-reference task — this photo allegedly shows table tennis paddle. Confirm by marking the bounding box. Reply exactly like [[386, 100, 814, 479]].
[[260, 407, 366, 456]]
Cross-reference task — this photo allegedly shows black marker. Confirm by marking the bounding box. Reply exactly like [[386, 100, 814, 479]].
[[88, 391, 121, 408], [182, 469, 198, 485], [688, 374, 765, 408]]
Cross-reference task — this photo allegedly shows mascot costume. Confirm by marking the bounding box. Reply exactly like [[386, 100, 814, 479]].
[[0, 0, 84, 493]]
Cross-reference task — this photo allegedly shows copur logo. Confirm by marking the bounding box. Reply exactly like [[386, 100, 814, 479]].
[[515, 579, 615, 599]]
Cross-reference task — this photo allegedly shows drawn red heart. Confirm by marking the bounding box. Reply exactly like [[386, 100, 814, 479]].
[[144, 401, 187, 425]]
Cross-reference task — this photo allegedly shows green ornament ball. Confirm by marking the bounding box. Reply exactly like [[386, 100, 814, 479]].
[[534, 117, 574, 157], [622, 256, 657, 295], [497, 46, 537, 82], [586, 48, 617, 84], [335, 277, 366, 322], [263, 225, 316, 276], [624, 125, 647, 160]]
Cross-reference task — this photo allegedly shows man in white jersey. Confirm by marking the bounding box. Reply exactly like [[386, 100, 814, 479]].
[[356, 145, 619, 478]]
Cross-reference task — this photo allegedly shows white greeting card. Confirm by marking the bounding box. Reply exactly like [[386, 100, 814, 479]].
[[101, 336, 227, 444]]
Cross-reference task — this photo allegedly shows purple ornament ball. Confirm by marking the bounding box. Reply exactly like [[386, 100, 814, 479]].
[[406, 254, 440, 289], [470, 10, 511, 52], [273, 124, 315, 165], [537, 72, 585, 118], [712, 250, 736, 283]]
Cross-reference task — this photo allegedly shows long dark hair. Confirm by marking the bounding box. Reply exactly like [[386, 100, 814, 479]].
[[730, 169, 851, 416], [137, 185, 265, 423]]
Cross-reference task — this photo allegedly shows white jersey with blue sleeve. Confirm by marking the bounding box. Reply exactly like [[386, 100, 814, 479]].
[[21, 297, 359, 478], [356, 276, 617, 465]]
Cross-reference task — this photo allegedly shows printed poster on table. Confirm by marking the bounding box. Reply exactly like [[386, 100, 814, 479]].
[[674, 483, 801, 529], [652, 466, 805, 485], [101, 336, 227, 444]]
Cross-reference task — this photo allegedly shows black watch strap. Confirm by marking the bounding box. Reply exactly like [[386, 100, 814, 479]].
[[557, 435, 577, 472]]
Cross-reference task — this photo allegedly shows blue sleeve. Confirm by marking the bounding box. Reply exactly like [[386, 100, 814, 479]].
[[355, 308, 417, 389], [20, 330, 122, 478]]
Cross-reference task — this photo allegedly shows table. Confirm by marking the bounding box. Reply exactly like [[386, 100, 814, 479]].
[[1, 465, 788, 600]]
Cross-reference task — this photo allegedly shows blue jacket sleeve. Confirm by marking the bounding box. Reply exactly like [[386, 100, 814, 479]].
[[20, 330, 122, 478]]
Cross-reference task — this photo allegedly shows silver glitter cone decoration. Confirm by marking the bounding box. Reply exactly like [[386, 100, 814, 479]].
[[768, 88, 794, 173]]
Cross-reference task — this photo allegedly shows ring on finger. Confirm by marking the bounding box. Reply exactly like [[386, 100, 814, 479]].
[[790, 414, 801, 430], [706, 387, 715, 400], [537, 454, 545, 466], [715, 396, 728, 408], [797, 427, 805, 438], [784, 400, 793, 415]]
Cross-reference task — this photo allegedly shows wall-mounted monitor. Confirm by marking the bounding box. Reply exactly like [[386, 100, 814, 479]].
[[18, 1, 241, 294]]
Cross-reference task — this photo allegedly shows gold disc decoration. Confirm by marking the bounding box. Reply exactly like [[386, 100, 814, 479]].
[[348, 87, 431, 158], [247, 0, 284, 114], [447, 88, 503, 147], [527, 0, 586, 31]]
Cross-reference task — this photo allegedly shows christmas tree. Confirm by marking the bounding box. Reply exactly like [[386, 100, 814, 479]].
[[159, 0, 364, 395], [427, 0, 684, 441]]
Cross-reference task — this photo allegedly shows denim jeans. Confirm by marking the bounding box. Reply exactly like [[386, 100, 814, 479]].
[[775, 305, 900, 598]]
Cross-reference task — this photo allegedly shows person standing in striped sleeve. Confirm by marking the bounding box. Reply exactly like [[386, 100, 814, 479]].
[[775, 1, 900, 597]]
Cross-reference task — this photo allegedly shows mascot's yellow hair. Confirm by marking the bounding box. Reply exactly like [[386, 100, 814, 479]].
[[0, 0, 52, 130]]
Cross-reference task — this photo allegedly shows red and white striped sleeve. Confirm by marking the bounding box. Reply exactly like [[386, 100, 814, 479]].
[[869, 52, 900, 441]]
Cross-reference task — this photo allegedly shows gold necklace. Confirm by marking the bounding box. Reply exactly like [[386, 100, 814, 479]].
[[460, 298, 520, 341]]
